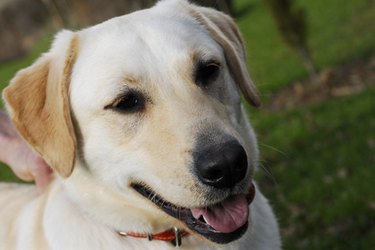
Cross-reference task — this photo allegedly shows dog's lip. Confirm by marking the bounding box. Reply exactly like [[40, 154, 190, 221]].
[[131, 183, 255, 244]]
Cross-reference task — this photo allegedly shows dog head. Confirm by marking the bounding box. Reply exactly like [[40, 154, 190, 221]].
[[3, 0, 260, 245]]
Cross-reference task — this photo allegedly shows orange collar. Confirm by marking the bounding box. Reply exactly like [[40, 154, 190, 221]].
[[118, 227, 189, 247]]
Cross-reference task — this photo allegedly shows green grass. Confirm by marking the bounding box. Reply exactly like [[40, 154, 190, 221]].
[[252, 87, 375, 249], [0, 163, 18, 181], [233, 0, 375, 248], [235, 0, 375, 94]]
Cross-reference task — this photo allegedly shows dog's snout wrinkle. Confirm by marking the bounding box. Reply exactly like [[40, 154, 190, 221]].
[[194, 140, 248, 189]]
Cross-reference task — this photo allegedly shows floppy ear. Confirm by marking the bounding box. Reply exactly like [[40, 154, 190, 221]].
[[2, 30, 79, 177], [187, 5, 261, 107]]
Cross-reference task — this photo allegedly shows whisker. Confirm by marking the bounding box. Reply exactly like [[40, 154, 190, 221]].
[[256, 160, 278, 186], [148, 191, 158, 203], [259, 143, 288, 157]]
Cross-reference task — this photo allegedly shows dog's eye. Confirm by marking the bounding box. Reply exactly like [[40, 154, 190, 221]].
[[195, 61, 221, 87], [106, 91, 145, 113]]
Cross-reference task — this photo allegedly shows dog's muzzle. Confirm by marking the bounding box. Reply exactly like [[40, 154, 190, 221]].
[[131, 136, 254, 244]]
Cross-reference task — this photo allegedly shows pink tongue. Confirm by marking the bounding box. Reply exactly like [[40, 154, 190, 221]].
[[191, 194, 249, 233]]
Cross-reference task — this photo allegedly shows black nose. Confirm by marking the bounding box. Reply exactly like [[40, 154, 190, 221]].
[[194, 140, 248, 189]]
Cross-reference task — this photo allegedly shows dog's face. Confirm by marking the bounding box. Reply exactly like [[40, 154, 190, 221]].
[[3, 0, 260, 245]]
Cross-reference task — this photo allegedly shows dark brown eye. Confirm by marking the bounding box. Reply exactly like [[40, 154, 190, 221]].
[[195, 60, 221, 87], [106, 91, 145, 113]]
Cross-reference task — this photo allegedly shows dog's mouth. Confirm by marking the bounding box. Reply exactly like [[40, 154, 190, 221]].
[[131, 183, 255, 244]]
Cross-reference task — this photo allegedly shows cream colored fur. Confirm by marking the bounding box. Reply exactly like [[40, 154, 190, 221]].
[[0, 0, 281, 249]]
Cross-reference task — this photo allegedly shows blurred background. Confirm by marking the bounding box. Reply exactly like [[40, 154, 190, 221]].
[[0, 0, 374, 248]]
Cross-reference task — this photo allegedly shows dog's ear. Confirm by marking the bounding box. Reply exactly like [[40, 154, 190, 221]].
[[2, 30, 78, 177], [187, 5, 261, 107]]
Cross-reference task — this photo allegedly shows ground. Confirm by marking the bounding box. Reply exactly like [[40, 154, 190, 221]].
[[251, 55, 375, 249], [269, 54, 375, 110]]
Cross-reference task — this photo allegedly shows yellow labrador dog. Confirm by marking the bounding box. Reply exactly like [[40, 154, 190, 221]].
[[0, 0, 280, 249]]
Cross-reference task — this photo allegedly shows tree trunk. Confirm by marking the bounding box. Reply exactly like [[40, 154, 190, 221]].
[[298, 46, 319, 85], [38, 0, 67, 28]]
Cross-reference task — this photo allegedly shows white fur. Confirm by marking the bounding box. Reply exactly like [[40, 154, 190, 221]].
[[0, 1, 281, 249]]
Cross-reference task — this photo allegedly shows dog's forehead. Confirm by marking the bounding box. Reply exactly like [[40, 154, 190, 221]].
[[71, 7, 223, 109], [77, 8, 222, 73]]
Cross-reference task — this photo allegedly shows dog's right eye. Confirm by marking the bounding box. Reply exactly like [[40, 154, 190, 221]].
[[105, 91, 145, 113], [195, 60, 221, 87]]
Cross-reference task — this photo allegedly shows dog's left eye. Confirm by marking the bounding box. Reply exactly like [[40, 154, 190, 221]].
[[106, 91, 145, 113], [195, 60, 221, 87]]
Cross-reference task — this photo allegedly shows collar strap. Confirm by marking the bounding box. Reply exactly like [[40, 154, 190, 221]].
[[118, 227, 188, 247]]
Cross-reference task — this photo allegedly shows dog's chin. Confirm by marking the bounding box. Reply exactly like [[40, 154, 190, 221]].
[[131, 183, 255, 244]]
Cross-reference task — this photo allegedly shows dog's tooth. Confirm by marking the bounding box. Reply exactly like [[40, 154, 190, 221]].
[[202, 215, 208, 224], [198, 215, 206, 223]]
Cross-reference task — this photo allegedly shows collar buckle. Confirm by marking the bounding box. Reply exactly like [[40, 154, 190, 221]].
[[171, 227, 182, 247], [147, 233, 153, 241]]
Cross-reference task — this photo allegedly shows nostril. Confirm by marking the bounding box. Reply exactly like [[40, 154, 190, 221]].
[[230, 146, 248, 185], [200, 164, 225, 184]]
